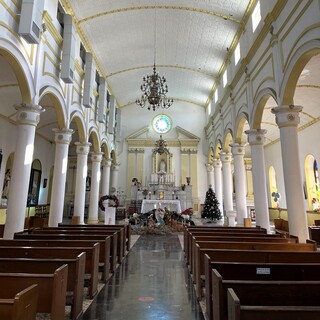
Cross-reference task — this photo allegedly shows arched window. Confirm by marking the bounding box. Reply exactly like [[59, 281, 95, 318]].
[[304, 155, 320, 211], [268, 166, 279, 208]]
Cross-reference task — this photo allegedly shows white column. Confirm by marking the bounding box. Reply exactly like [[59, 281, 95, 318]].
[[245, 129, 270, 232], [206, 163, 215, 190], [271, 105, 308, 242], [101, 158, 112, 196], [220, 152, 233, 212], [110, 163, 120, 193], [230, 143, 247, 225], [4, 103, 44, 238], [48, 128, 73, 227], [73, 142, 91, 224], [213, 159, 223, 214], [88, 152, 103, 224]]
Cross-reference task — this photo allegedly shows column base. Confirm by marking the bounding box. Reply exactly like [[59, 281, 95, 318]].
[[71, 216, 81, 225], [87, 218, 99, 224]]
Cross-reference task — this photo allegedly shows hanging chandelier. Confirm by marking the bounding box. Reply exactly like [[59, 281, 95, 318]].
[[136, 5, 173, 111]]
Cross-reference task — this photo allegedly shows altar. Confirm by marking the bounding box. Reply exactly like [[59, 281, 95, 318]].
[[141, 200, 182, 213]]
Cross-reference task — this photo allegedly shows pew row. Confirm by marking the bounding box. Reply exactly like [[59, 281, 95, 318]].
[[2, 237, 111, 281], [0, 254, 85, 320], [194, 241, 317, 299], [206, 259, 320, 320], [14, 233, 116, 274], [57, 223, 131, 251], [0, 264, 68, 320], [0, 245, 99, 299], [0, 284, 38, 320], [212, 269, 320, 320]]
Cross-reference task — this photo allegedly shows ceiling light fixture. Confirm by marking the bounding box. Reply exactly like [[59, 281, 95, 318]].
[[136, 5, 173, 111]]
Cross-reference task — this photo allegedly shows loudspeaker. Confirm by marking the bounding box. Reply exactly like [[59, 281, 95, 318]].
[[98, 77, 107, 123], [83, 52, 95, 108]]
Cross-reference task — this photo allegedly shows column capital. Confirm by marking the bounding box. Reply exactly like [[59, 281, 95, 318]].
[[90, 152, 103, 163], [111, 162, 120, 171], [75, 142, 91, 155], [230, 143, 246, 156], [271, 105, 302, 128], [53, 128, 73, 144], [102, 158, 112, 167], [220, 152, 232, 163], [245, 129, 267, 146], [213, 158, 222, 168], [206, 163, 214, 172], [14, 103, 45, 126]]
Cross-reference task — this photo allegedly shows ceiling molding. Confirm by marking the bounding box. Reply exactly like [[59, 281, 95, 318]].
[[78, 6, 242, 25]]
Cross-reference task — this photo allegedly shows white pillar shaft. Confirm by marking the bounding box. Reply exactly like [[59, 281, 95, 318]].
[[88, 153, 103, 224], [4, 104, 44, 238], [206, 164, 215, 189], [246, 129, 270, 231], [213, 160, 223, 214], [110, 164, 119, 192], [231, 144, 247, 225], [101, 158, 112, 196], [272, 105, 308, 242], [48, 129, 73, 227], [220, 153, 233, 212], [73, 143, 91, 224]]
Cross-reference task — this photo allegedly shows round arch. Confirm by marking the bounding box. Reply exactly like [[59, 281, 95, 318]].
[[70, 112, 86, 143], [222, 129, 233, 152], [213, 138, 223, 158], [39, 86, 67, 129], [88, 127, 101, 153], [281, 40, 320, 105], [234, 110, 249, 143], [100, 140, 111, 159], [251, 88, 278, 129], [0, 44, 33, 103]]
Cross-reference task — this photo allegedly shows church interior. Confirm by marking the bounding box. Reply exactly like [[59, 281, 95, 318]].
[[0, 0, 320, 319]]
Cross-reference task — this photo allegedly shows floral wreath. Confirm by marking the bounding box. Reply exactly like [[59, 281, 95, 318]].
[[99, 195, 119, 211]]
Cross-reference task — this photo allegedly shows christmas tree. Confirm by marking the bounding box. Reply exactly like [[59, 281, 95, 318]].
[[202, 185, 222, 221]]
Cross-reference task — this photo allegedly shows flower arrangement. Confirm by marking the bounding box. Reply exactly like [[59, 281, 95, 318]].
[[98, 194, 119, 211], [181, 207, 193, 216], [312, 198, 319, 212]]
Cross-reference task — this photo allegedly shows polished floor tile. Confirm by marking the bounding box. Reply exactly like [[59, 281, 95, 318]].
[[81, 234, 205, 320]]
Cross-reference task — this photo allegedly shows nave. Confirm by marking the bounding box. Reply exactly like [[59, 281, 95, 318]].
[[82, 235, 204, 320]]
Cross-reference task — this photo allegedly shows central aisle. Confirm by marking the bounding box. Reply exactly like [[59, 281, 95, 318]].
[[82, 234, 205, 320]]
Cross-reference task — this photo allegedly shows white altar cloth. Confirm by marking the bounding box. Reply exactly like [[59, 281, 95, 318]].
[[141, 200, 181, 213]]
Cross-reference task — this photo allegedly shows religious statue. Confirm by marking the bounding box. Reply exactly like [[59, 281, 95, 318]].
[[2, 169, 11, 199], [159, 160, 166, 173]]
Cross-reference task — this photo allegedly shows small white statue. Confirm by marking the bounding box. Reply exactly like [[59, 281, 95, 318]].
[[160, 160, 166, 172]]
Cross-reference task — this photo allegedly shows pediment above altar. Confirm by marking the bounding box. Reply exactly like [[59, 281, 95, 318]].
[[126, 126, 200, 148]]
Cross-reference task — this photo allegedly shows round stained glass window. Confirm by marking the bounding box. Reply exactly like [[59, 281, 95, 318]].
[[152, 114, 172, 134]]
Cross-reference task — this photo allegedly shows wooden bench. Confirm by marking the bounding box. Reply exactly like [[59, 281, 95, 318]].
[[0, 264, 68, 320], [0, 254, 85, 320], [188, 235, 298, 273], [0, 245, 99, 299], [0, 284, 38, 320], [14, 232, 116, 274], [194, 241, 317, 299], [57, 223, 131, 251], [33, 228, 124, 264], [205, 260, 320, 320], [274, 218, 290, 237], [212, 269, 320, 320], [3, 237, 112, 281], [227, 287, 320, 320]]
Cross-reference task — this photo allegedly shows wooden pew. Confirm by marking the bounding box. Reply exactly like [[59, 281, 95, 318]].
[[33, 228, 124, 264], [0, 245, 99, 299], [0, 254, 85, 320], [0, 284, 38, 320], [206, 260, 320, 320], [194, 241, 317, 299], [227, 287, 320, 320], [57, 223, 131, 251], [14, 233, 117, 274], [1, 237, 111, 281], [212, 269, 320, 320], [188, 235, 298, 273], [0, 264, 68, 320]]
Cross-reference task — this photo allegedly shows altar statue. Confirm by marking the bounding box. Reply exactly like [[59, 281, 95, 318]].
[[159, 160, 166, 173]]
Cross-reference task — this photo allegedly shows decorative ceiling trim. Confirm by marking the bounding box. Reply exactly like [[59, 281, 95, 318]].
[[106, 64, 214, 78], [296, 84, 320, 89], [0, 83, 19, 89], [78, 6, 241, 25]]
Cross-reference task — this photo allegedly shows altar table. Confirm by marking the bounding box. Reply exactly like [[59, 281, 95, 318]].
[[141, 200, 181, 213]]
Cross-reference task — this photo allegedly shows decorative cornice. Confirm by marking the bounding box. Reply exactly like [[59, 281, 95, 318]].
[[43, 11, 63, 48]]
